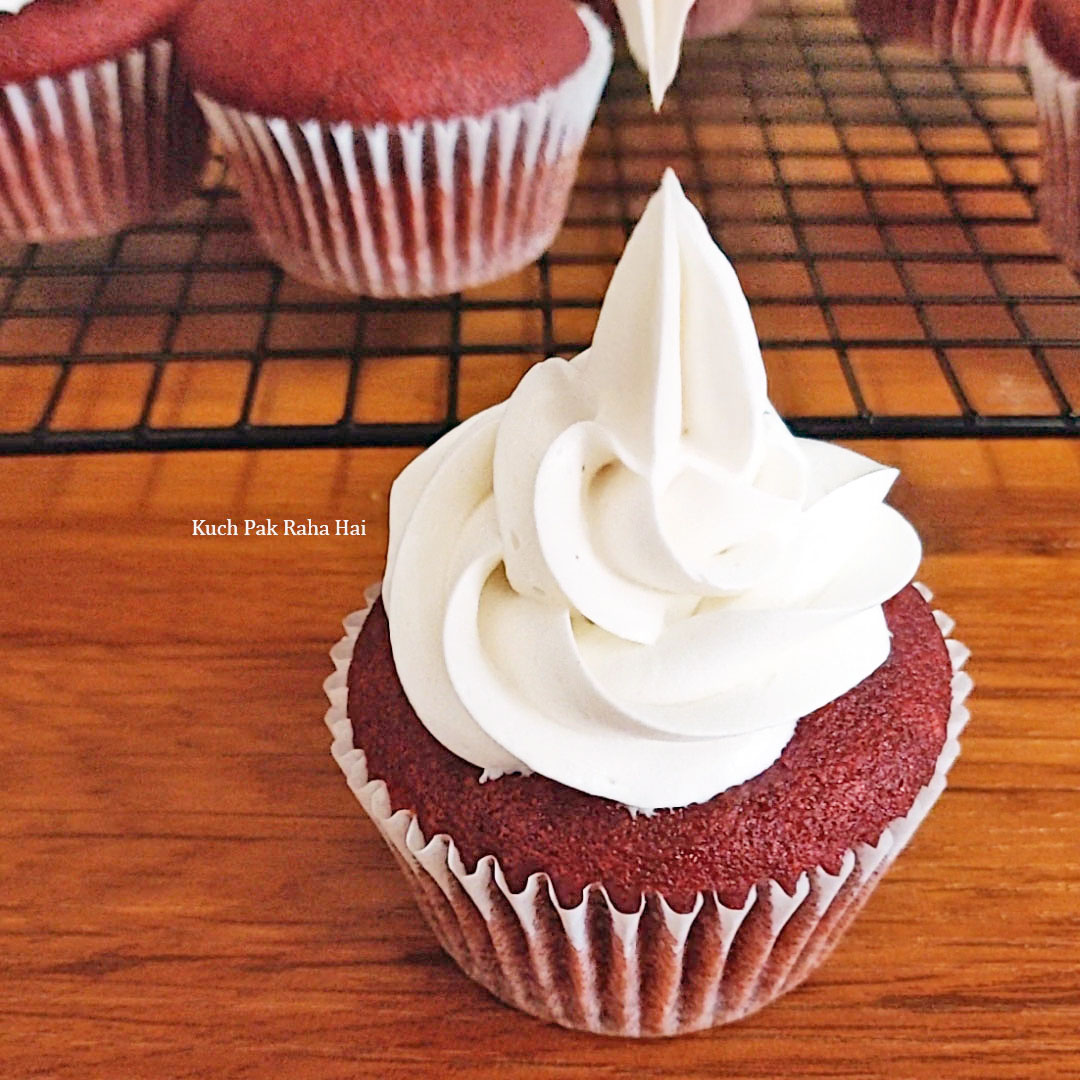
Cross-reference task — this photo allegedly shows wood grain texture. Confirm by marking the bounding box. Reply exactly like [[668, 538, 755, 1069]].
[[1, 439, 1079, 1079]]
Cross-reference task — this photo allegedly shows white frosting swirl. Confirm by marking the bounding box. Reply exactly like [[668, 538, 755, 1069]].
[[384, 171, 921, 811], [614, 0, 695, 109], [0, 1, 37, 14]]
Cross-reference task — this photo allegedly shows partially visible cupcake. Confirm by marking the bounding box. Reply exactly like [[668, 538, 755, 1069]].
[[0, 0, 207, 242], [177, 0, 612, 297], [854, 0, 1033, 65], [1027, 0, 1080, 270], [685, 0, 760, 40], [327, 172, 972, 1035]]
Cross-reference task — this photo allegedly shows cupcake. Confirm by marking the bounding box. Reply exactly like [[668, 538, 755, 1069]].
[[1027, 0, 1080, 270], [854, 0, 1033, 65], [326, 171, 971, 1036], [0, 0, 207, 243], [177, 0, 612, 297], [613, 0, 760, 110], [684, 0, 760, 40]]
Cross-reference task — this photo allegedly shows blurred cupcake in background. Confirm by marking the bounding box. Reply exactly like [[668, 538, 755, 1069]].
[[854, 0, 1033, 65], [0, 0, 208, 242], [685, 0, 760, 39], [1026, 0, 1080, 270], [178, 0, 612, 297]]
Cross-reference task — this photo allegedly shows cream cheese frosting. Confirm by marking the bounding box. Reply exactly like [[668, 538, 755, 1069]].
[[383, 170, 922, 812], [614, 0, 695, 109], [0, 1, 37, 12]]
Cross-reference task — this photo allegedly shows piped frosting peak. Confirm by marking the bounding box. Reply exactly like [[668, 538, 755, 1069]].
[[614, 0, 695, 109], [383, 171, 921, 810]]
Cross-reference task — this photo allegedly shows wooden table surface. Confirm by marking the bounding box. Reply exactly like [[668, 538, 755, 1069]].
[[2, 437, 1079, 1079]]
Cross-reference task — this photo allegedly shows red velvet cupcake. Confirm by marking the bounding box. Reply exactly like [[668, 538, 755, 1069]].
[[685, 0, 760, 39], [854, 0, 1033, 65], [0, 0, 207, 242], [1027, 0, 1080, 270], [326, 174, 971, 1035], [177, 0, 612, 297]]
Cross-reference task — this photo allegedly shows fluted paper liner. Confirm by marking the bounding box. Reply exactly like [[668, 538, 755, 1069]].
[[326, 581, 971, 1036], [856, 0, 1033, 65], [1027, 33, 1080, 272], [0, 39, 207, 242], [196, 6, 612, 297]]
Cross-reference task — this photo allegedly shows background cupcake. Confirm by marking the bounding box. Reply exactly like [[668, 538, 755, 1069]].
[[581, 0, 619, 27], [0, 0, 207, 242], [1026, 0, 1080, 271], [685, 0, 760, 39], [328, 174, 971, 1036], [178, 0, 612, 297], [854, 0, 1033, 66], [597, 0, 759, 40]]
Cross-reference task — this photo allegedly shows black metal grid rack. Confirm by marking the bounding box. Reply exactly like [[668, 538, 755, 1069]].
[[0, 0, 1078, 456]]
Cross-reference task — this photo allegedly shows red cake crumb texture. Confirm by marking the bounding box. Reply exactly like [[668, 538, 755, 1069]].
[[177, 0, 591, 125], [0, 0, 191, 84], [1033, 0, 1080, 73], [348, 585, 953, 914]]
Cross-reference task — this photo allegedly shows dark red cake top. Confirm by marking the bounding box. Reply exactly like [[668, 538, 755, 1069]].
[[0, 0, 191, 84], [1033, 0, 1080, 74], [348, 585, 953, 914], [177, 0, 593, 125]]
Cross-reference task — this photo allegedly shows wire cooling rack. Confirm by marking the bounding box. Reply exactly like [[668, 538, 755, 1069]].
[[0, 0, 1077, 456]]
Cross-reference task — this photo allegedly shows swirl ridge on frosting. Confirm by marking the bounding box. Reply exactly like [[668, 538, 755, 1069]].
[[384, 170, 922, 811]]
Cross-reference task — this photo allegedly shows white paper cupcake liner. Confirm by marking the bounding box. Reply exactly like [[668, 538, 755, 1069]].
[[1027, 32, 1080, 272], [326, 581, 971, 1036], [957, 0, 1033, 64], [0, 39, 206, 243], [195, 6, 612, 297], [855, 0, 1032, 65]]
